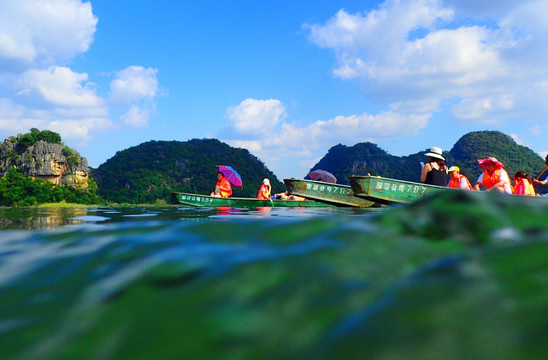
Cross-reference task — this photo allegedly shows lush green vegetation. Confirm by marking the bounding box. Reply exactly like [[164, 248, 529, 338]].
[[312, 142, 427, 184], [13, 128, 62, 150], [5, 129, 545, 206], [62, 145, 81, 167], [311, 131, 547, 190], [92, 139, 284, 204], [0, 128, 102, 206], [0, 168, 103, 206], [1, 128, 77, 170], [447, 131, 545, 181]]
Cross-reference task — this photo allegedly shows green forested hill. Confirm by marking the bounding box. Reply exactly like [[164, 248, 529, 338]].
[[92, 139, 284, 203], [92, 131, 547, 204], [310, 131, 546, 187], [447, 131, 545, 181], [312, 142, 426, 184]]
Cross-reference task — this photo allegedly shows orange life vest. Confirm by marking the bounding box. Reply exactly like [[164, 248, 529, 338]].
[[257, 184, 271, 200], [448, 174, 472, 190], [512, 178, 536, 196], [215, 178, 232, 198], [482, 169, 502, 189]]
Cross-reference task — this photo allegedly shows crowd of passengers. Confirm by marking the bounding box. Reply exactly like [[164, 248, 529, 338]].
[[421, 146, 547, 196]]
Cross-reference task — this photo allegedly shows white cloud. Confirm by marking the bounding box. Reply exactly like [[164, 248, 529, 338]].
[[305, 0, 548, 122], [16, 66, 104, 108], [120, 105, 149, 129], [225, 99, 286, 135], [109, 66, 160, 105], [224, 98, 430, 178], [509, 133, 526, 146], [0, 1, 108, 142], [49, 117, 113, 141], [108, 66, 161, 129], [0, 2, 161, 144], [0, 66, 111, 140], [0, 0, 97, 69]]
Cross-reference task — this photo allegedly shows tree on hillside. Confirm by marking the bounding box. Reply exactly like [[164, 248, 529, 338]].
[[14, 128, 63, 150], [0, 168, 102, 206]]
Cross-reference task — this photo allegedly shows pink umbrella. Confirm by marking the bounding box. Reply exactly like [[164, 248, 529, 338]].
[[217, 165, 243, 187], [307, 169, 337, 184]]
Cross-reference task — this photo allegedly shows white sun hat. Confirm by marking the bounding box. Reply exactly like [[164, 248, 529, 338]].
[[425, 147, 445, 161]]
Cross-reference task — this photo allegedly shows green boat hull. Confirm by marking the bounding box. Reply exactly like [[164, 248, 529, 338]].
[[283, 179, 376, 207], [171, 192, 334, 208], [350, 175, 452, 204]]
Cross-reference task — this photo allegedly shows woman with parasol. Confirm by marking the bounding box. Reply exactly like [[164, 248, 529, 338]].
[[210, 165, 242, 198], [211, 172, 232, 198]]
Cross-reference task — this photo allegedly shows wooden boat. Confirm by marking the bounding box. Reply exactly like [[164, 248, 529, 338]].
[[283, 179, 376, 207], [349, 175, 454, 204], [171, 192, 334, 208]]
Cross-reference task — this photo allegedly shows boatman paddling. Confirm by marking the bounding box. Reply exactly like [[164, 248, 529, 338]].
[[257, 178, 271, 200]]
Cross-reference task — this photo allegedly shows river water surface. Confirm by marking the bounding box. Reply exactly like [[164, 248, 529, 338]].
[[0, 191, 547, 359]]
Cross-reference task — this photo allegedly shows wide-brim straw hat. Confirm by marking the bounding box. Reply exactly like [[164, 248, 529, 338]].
[[478, 157, 504, 169], [425, 147, 445, 161]]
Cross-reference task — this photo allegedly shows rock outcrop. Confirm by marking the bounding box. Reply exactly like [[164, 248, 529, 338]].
[[0, 138, 89, 188]]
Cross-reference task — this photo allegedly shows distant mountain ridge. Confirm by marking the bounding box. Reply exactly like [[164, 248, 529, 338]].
[[92, 131, 547, 203], [92, 139, 284, 203], [310, 131, 546, 185]]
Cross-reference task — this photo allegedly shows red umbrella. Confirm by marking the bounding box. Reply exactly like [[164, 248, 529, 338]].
[[306, 169, 337, 184], [217, 165, 243, 187]]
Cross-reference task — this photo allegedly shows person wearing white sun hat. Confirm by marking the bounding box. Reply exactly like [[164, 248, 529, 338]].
[[257, 178, 271, 200], [420, 146, 448, 186]]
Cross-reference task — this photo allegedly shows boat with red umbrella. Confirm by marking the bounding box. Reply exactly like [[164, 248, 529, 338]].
[[283, 178, 377, 207], [306, 169, 337, 184]]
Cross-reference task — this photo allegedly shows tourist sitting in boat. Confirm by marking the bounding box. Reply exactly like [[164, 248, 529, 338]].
[[447, 166, 473, 190], [512, 171, 536, 196], [257, 178, 271, 200], [421, 147, 447, 186], [474, 157, 512, 193], [211, 172, 232, 198], [274, 191, 305, 201]]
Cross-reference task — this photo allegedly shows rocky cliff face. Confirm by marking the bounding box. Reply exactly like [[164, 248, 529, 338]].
[[0, 139, 89, 188]]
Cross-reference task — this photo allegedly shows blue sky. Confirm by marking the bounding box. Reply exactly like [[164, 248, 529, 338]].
[[2, 0, 548, 180]]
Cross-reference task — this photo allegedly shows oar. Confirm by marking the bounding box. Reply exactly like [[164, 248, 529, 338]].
[[535, 166, 548, 180], [268, 185, 274, 207]]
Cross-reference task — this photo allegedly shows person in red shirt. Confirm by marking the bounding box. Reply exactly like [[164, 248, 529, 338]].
[[211, 172, 232, 198]]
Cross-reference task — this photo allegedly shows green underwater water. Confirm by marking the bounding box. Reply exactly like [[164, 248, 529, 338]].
[[0, 191, 547, 359]]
